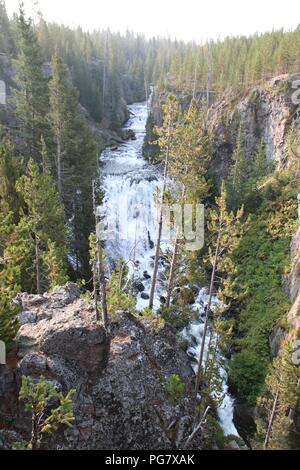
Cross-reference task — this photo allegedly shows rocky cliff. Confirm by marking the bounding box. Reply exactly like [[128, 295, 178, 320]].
[[147, 74, 300, 176], [207, 74, 300, 182], [283, 200, 300, 340], [0, 283, 201, 450]]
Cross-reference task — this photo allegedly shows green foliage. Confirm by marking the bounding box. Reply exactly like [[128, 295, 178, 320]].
[[43, 241, 68, 290], [228, 174, 298, 404], [106, 258, 136, 317], [205, 415, 226, 449], [255, 341, 300, 450], [0, 141, 22, 222], [14, 158, 68, 292], [163, 374, 185, 405], [168, 98, 211, 203], [227, 138, 274, 213], [0, 291, 20, 345], [13, 5, 49, 159], [159, 305, 196, 330], [226, 126, 249, 211], [139, 307, 166, 330], [14, 376, 75, 450], [16, 159, 66, 246]]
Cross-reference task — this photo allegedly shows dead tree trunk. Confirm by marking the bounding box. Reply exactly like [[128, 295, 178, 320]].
[[194, 218, 222, 395], [149, 140, 170, 310], [166, 187, 185, 308], [102, 30, 108, 115], [264, 390, 279, 450], [35, 235, 41, 295], [57, 135, 63, 200], [92, 180, 108, 328], [166, 229, 179, 309]]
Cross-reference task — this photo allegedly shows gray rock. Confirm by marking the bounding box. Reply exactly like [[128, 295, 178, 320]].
[[18, 310, 37, 325], [206, 74, 298, 183], [0, 430, 23, 450], [0, 284, 201, 450], [141, 292, 150, 300], [132, 280, 145, 293]]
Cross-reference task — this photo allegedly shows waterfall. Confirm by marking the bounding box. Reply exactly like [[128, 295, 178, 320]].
[[100, 99, 239, 437]]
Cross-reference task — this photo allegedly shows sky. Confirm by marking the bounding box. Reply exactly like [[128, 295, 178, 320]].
[[6, 0, 300, 42]]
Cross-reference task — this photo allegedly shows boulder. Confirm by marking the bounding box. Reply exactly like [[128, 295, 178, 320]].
[[16, 287, 108, 373], [141, 292, 150, 300], [131, 280, 145, 293]]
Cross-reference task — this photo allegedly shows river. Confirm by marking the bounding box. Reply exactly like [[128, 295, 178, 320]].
[[100, 98, 239, 438]]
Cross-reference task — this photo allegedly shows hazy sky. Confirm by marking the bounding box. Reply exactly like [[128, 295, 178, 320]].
[[6, 0, 300, 42]]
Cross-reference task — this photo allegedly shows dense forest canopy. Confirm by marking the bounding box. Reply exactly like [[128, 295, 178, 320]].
[[2, 1, 300, 119]]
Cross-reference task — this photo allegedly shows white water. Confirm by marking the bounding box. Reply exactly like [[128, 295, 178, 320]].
[[100, 99, 238, 437], [182, 289, 239, 436]]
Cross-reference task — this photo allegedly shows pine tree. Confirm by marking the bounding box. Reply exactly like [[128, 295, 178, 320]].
[[13, 4, 49, 160], [43, 241, 68, 290], [0, 1, 14, 54], [227, 125, 249, 211], [165, 99, 211, 308], [256, 341, 300, 450], [0, 140, 21, 222], [195, 182, 244, 395], [48, 50, 78, 199], [15, 376, 75, 450], [169, 98, 210, 202], [149, 94, 179, 310], [0, 291, 20, 345], [15, 158, 67, 293]]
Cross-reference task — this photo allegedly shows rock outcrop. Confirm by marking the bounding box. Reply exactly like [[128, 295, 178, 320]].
[[0, 283, 198, 450], [286, 214, 300, 336], [271, 194, 300, 353]]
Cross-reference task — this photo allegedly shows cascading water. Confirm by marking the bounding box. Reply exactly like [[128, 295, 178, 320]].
[[100, 99, 239, 437]]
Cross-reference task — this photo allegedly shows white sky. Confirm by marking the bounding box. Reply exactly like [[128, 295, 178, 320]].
[[6, 0, 300, 42]]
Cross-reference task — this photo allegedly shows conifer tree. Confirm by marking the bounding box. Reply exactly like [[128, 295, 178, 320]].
[[14, 4, 48, 160], [149, 94, 179, 310], [16, 158, 67, 293], [227, 125, 249, 211], [195, 182, 244, 395], [0, 1, 14, 53], [0, 141, 21, 223], [15, 376, 75, 450], [48, 50, 78, 199], [0, 292, 20, 345], [165, 99, 210, 307], [256, 341, 300, 450]]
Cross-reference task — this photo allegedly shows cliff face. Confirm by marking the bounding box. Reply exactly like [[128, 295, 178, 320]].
[[0, 283, 199, 450], [285, 211, 300, 337], [147, 74, 300, 175], [206, 74, 300, 181]]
